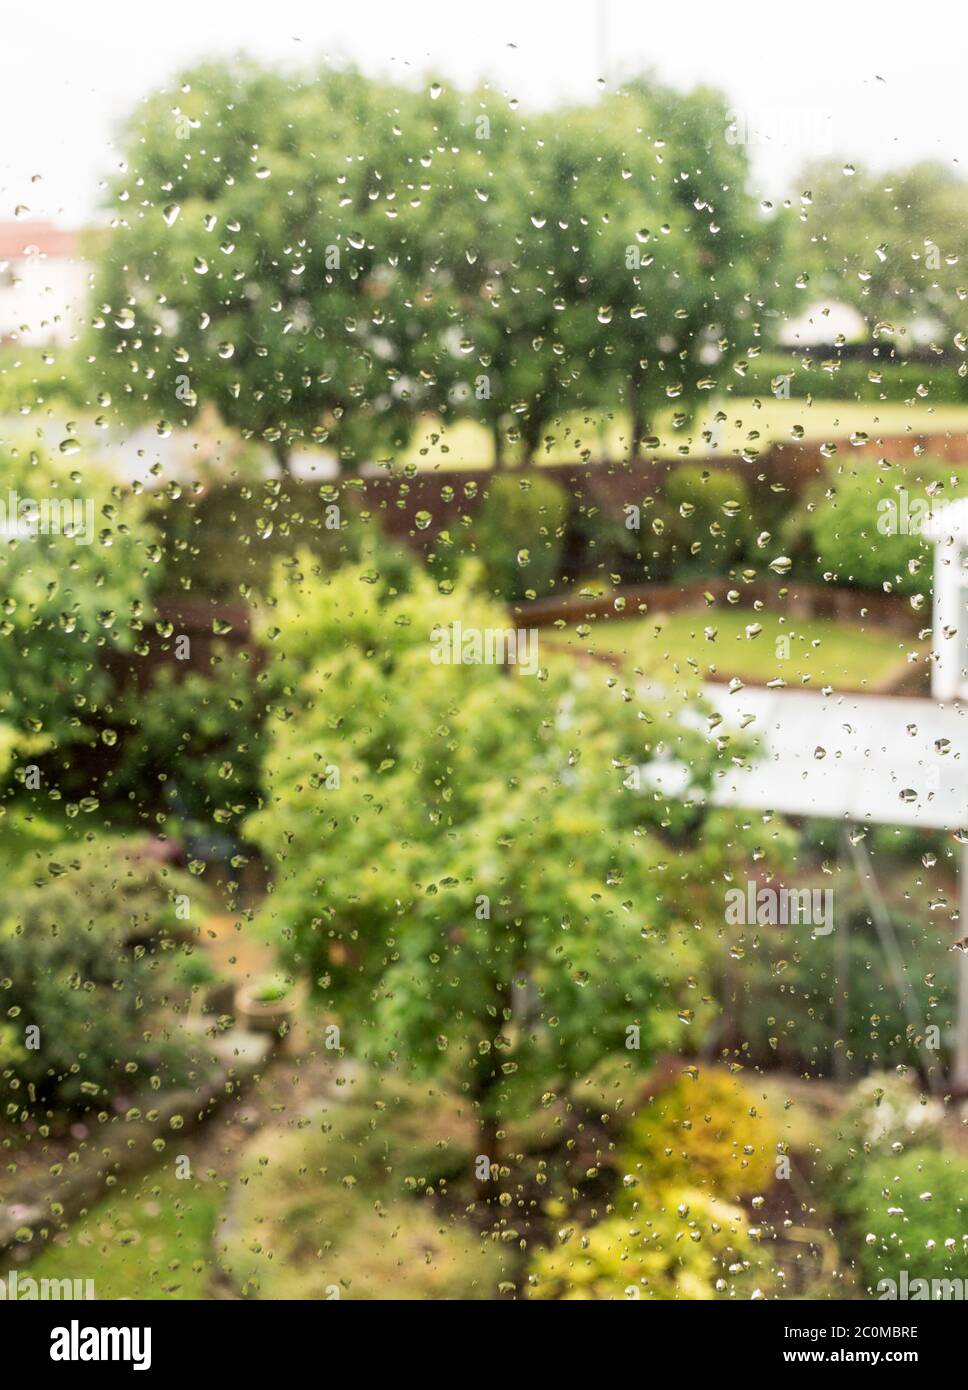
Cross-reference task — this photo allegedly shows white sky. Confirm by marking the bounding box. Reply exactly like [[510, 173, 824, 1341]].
[[3, 0, 966, 225]]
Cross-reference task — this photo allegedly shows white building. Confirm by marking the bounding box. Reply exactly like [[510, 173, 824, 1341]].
[[778, 298, 867, 349], [0, 221, 88, 347], [925, 498, 968, 704]]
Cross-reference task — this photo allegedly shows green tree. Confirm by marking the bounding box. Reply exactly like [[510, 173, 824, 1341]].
[[582, 82, 780, 457], [87, 62, 471, 473], [248, 557, 761, 1187], [787, 455, 963, 596], [788, 160, 968, 348], [454, 80, 778, 465]]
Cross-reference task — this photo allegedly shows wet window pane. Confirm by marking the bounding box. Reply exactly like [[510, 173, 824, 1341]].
[[3, 2, 968, 1326]]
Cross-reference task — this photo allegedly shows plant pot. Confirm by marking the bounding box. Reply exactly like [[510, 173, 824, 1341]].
[[234, 980, 302, 1038]]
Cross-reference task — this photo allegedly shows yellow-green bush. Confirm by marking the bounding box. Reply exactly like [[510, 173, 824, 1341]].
[[528, 1188, 766, 1300], [528, 1067, 781, 1299], [619, 1066, 780, 1201]]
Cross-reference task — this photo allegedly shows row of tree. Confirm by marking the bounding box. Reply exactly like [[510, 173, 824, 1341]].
[[87, 62, 781, 471], [87, 60, 968, 472]]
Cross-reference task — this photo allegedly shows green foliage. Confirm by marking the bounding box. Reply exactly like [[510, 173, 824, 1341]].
[[665, 465, 753, 574], [787, 457, 965, 594], [843, 1146, 968, 1293], [527, 1187, 766, 1300], [0, 346, 86, 416], [0, 835, 202, 1109], [148, 478, 370, 601], [720, 877, 954, 1077], [742, 351, 968, 407], [87, 61, 779, 470], [220, 1072, 509, 1299], [564, 499, 651, 585], [248, 556, 760, 1125], [452, 472, 568, 600], [583, 81, 785, 453], [834, 1073, 944, 1162], [86, 62, 505, 471], [111, 645, 265, 839], [529, 1066, 780, 1299], [787, 160, 968, 342], [825, 1073, 944, 1214], [619, 1066, 781, 1201], [0, 444, 156, 744]]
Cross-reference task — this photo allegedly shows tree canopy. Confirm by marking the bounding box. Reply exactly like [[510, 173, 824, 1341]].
[[88, 62, 780, 471]]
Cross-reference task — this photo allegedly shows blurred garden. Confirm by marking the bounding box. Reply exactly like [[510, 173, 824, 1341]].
[[3, 53, 968, 1303]]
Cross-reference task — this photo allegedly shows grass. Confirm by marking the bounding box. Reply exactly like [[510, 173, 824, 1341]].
[[10, 360, 968, 474], [24, 1169, 220, 1301], [549, 606, 918, 690], [398, 398, 968, 471]]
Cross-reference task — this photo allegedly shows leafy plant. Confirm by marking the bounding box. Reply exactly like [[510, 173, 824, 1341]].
[[619, 1066, 781, 1202], [0, 835, 204, 1109], [665, 465, 754, 575], [0, 444, 156, 745], [842, 1146, 968, 1293], [439, 472, 568, 601], [787, 457, 965, 595], [528, 1186, 768, 1300], [111, 644, 265, 840]]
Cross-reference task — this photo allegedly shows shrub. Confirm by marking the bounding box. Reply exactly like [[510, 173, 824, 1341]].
[[0, 835, 203, 1109], [665, 465, 754, 575], [788, 457, 967, 595], [824, 1073, 944, 1212], [619, 1066, 781, 1202], [564, 499, 655, 585], [842, 1146, 968, 1293], [834, 1073, 944, 1163], [150, 479, 374, 601], [111, 644, 266, 841], [459, 472, 568, 600], [0, 443, 156, 744], [528, 1187, 767, 1300], [219, 1072, 511, 1299]]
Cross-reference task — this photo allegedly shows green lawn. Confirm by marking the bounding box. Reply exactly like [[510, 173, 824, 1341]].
[[24, 1169, 220, 1301], [549, 607, 918, 690], [399, 399, 968, 470]]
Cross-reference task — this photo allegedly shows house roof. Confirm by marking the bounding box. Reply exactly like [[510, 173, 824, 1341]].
[[778, 299, 867, 349], [0, 221, 79, 262], [642, 685, 968, 830]]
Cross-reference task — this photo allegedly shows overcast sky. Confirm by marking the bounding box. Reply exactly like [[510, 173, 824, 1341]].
[[4, 0, 966, 225]]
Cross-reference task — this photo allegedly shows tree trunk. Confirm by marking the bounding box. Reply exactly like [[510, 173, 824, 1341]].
[[522, 416, 542, 469], [471, 1044, 501, 1215], [492, 421, 506, 471], [629, 366, 646, 462], [478, 1108, 500, 1208], [271, 440, 293, 476]]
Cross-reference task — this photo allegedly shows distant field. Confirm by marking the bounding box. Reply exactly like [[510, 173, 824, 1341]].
[[546, 606, 920, 691], [401, 399, 968, 471]]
